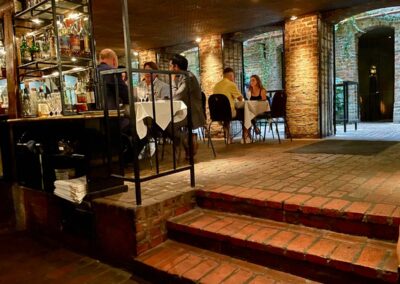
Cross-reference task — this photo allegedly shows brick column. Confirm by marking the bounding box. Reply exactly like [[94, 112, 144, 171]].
[[285, 14, 320, 138], [198, 35, 223, 97], [394, 27, 400, 123]]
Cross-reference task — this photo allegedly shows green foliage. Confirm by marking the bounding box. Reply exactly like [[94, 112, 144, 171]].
[[259, 36, 277, 88], [335, 85, 345, 121]]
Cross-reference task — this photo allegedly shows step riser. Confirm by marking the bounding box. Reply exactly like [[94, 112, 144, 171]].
[[197, 195, 398, 241], [132, 259, 195, 284], [167, 223, 395, 284]]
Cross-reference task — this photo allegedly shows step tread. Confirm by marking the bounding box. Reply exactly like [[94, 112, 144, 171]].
[[196, 187, 399, 241], [168, 208, 398, 282], [196, 187, 400, 225], [136, 239, 319, 284]]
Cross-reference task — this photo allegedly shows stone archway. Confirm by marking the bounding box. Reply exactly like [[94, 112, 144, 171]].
[[358, 26, 395, 121], [335, 10, 400, 123]]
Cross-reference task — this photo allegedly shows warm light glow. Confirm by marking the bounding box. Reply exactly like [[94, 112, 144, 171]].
[[133, 51, 139, 56], [290, 15, 298, 21], [71, 57, 77, 62], [26, 32, 35, 37], [180, 53, 186, 56], [32, 18, 43, 24], [72, 67, 84, 72], [195, 37, 202, 43], [51, 71, 59, 76], [67, 13, 80, 20], [380, 101, 386, 114]]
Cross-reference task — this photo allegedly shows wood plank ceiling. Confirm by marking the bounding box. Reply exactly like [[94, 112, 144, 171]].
[[91, 0, 400, 54]]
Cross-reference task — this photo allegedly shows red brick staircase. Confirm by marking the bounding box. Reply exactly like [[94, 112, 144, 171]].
[[133, 186, 399, 283]]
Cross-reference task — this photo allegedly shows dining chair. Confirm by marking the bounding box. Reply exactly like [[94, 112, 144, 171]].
[[208, 94, 242, 157], [269, 90, 292, 143]]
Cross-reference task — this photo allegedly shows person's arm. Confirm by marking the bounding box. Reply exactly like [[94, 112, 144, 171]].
[[117, 75, 129, 104], [261, 89, 267, 101], [172, 76, 187, 101], [231, 83, 243, 101], [159, 82, 171, 100]]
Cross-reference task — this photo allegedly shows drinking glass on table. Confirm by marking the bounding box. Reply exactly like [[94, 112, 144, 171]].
[[136, 86, 146, 102]]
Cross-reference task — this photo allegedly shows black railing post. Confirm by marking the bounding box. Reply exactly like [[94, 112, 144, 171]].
[[168, 74, 177, 170], [149, 73, 160, 174], [120, 0, 141, 206], [185, 74, 195, 188]]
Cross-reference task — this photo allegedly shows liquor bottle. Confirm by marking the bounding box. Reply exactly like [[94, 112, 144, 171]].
[[86, 76, 95, 110], [70, 21, 81, 56], [79, 19, 90, 57], [59, 17, 70, 56], [20, 36, 30, 63], [30, 41, 40, 61], [49, 29, 56, 58]]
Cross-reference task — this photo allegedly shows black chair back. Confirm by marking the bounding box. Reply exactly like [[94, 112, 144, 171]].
[[270, 91, 287, 118], [208, 94, 232, 122], [201, 91, 207, 119]]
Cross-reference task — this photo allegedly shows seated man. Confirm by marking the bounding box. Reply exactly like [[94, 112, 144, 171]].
[[213, 67, 246, 142], [96, 49, 129, 110], [97, 49, 147, 161], [168, 54, 205, 158], [137, 61, 170, 101]]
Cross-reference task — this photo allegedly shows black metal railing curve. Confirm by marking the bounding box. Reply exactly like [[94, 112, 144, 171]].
[[98, 67, 195, 206]]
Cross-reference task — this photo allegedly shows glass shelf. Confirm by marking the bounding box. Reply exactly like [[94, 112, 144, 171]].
[[15, 0, 89, 21], [19, 56, 93, 69], [14, 0, 96, 117]]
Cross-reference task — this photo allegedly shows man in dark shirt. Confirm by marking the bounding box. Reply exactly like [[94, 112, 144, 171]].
[[96, 49, 129, 110]]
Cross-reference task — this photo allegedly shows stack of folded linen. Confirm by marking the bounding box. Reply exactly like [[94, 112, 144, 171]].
[[54, 176, 87, 204]]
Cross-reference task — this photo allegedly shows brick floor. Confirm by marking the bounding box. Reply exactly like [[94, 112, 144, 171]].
[[0, 232, 148, 284], [97, 123, 400, 210]]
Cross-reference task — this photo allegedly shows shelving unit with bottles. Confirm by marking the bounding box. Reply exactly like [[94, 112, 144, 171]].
[[14, 0, 97, 117]]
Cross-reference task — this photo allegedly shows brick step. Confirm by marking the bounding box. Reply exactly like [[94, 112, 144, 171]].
[[196, 186, 400, 241], [167, 208, 398, 283], [134, 239, 318, 284]]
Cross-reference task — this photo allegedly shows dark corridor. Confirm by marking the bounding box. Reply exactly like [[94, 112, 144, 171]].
[[358, 27, 394, 122]]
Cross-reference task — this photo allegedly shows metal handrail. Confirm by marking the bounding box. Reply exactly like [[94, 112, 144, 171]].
[[98, 68, 195, 206]]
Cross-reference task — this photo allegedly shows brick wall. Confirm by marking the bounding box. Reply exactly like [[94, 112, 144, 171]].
[[93, 190, 196, 262], [222, 38, 244, 92], [243, 30, 283, 92], [319, 18, 335, 137], [134, 191, 195, 255], [285, 14, 320, 138], [138, 50, 157, 67]]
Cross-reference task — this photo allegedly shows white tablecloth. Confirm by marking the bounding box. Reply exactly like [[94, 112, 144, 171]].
[[135, 101, 187, 139], [235, 100, 270, 129]]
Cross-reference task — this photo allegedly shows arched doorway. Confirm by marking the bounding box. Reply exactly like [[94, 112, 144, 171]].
[[358, 27, 395, 122]]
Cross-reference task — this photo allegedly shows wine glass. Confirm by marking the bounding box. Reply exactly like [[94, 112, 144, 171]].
[[136, 86, 146, 102]]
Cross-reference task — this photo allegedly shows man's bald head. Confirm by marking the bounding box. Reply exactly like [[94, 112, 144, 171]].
[[99, 49, 118, 68]]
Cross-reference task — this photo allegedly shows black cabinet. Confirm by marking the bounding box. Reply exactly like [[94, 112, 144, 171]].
[[9, 116, 125, 195]]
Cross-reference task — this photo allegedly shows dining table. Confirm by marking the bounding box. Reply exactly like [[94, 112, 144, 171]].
[[235, 100, 271, 130], [134, 100, 187, 139]]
